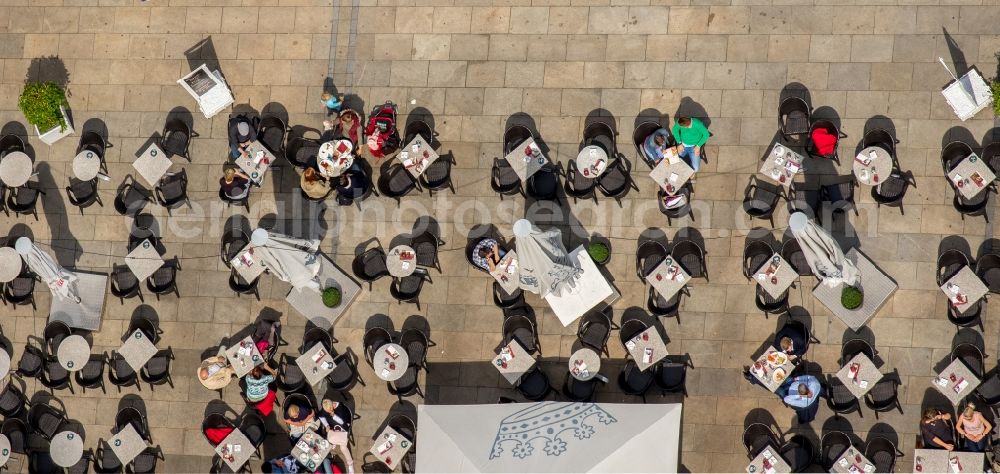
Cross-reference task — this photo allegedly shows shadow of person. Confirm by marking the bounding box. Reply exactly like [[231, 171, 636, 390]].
[[674, 97, 710, 128]]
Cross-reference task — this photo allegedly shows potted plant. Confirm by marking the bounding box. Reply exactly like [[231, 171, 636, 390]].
[[991, 78, 1000, 116], [587, 241, 610, 265], [321, 287, 342, 308], [841, 286, 863, 310], [18, 81, 73, 145]]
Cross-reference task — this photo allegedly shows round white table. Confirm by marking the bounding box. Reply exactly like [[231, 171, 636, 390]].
[[853, 146, 892, 186], [50, 431, 84, 467], [0, 152, 32, 187], [72, 150, 102, 180], [576, 145, 609, 178], [373, 343, 409, 381], [386, 245, 417, 278], [57, 335, 91, 372], [0, 247, 22, 283], [0, 350, 11, 383], [317, 140, 354, 178], [0, 434, 10, 466], [569, 348, 601, 381]]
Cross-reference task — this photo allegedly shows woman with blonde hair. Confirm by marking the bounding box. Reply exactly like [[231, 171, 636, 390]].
[[956, 402, 992, 451], [319, 399, 356, 473]]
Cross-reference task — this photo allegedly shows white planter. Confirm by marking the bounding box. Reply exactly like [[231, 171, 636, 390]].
[[33, 106, 73, 145]]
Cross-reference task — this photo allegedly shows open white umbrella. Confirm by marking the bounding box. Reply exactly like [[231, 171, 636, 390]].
[[15, 237, 80, 303], [513, 220, 582, 298], [789, 212, 858, 288], [251, 229, 321, 290]]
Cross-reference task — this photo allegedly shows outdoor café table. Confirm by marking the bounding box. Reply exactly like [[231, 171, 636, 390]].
[[645, 256, 690, 300], [759, 142, 803, 189], [118, 329, 157, 372], [812, 248, 897, 331], [125, 239, 164, 282], [132, 142, 172, 186], [830, 445, 875, 474], [489, 250, 519, 295], [72, 150, 102, 180], [852, 146, 892, 186], [50, 431, 83, 467], [373, 343, 409, 382], [747, 444, 791, 474], [225, 336, 264, 378], [941, 266, 988, 314], [934, 358, 981, 405], [0, 247, 21, 283], [386, 245, 416, 278], [835, 353, 881, 399], [57, 335, 90, 372], [398, 135, 439, 179], [0, 351, 10, 384], [949, 153, 996, 200], [293, 428, 332, 471], [235, 140, 277, 186], [576, 145, 609, 178], [316, 139, 354, 179], [914, 448, 984, 473], [296, 343, 337, 387], [568, 348, 601, 381], [624, 326, 668, 371], [750, 347, 795, 393], [0, 152, 31, 187], [492, 339, 535, 385], [370, 426, 412, 471], [230, 244, 267, 283], [649, 151, 694, 195], [753, 254, 798, 299], [110, 423, 147, 466], [503, 136, 547, 182], [0, 434, 9, 466], [216, 428, 254, 472]]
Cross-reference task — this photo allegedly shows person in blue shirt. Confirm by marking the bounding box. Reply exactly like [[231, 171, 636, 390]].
[[321, 92, 343, 116], [642, 128, 671, 164], [778, 375, 822, 423]]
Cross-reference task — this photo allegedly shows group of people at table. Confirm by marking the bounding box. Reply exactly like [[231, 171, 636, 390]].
[[640, 116, 711, 209]]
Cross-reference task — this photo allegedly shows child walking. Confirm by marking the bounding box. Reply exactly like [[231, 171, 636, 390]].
[[321, 91, 343, 116]]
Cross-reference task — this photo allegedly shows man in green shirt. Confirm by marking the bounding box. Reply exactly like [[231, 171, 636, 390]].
[[671, 116, 710, 175]]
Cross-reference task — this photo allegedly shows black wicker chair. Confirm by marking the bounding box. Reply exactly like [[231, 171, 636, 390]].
[[412, 229, 444, 273], [820, 431, 852, 471], [948, 300, 984, 329], [0, 377, 27, 418], [40, 356, 74, 393], [154, 169, 189, 214], [75, 352, 108, 394], [633, 121, 669, 169], [635, 240, 668, 281], [419, 153, 455, 196], [806, 120, 846, 162], [389, 268, 432, 310], [503, 313, 539, 355], [779, 435, 815, 473], [672, 239, 707, 281], [952, 343, 985, 378], [564, 160, 598, 204], [6, 184, 44, 221], [655, 354, 690, 396], [257, 115, 289, 160], [327, 350, 363, 392], [841, 339, 876, 365], [618, 319, 649, 355], [114, 175, 152, 216], [1, 418, 27, 456], [821, 178, 858, 216], [491, 157, 522, 198], [160, 118, 195, 161], [27, 402, 67, 441], [399, 328, 432, 370], [871, 170, 914, 214], [617, 359, 654, 402], [780, 239, 811, 277], [937, 248, 972, 286], [526, 163, 561, 201], [597, 156, 638, 206], [16, 340, 44, 379], [145, 257, 180, 299], [115, 406, 150, 442], [977, 252, 1000, 294], [276, 353, 306, 393], [742, 423, 780, 459], [140, 347, 174, 389], [864, 436, 901, 473], [492, 281, 523, 308], [285, 136, 320, 169], [4, 271, 36, 310], [647, 286, 684, 320], [66, 178, 102, 213], [362, 327, 394, 367], [825, 376, 862, 418], [743, 240, 775, 280], [861, 128, 898, 158], [376, 163, 418, 203], [942, 141, 974, 172], [0, 134, 25, 156], [577, 308, 614, 356], [864, 373, 903, 419], [778, 97, 811, 142], [562, 374, 602, 402], [352, 242, 390, 290], [984, 140, 1000, 175], [201, 412, 236, 447], [954, 186, 993, 221], [108, 352, 141, 392], [110, 264, 143, 303], [742, 176, 783, 226]]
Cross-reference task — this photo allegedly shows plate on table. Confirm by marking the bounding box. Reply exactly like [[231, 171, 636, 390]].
[[766, 352, 787, 366], [772, 367, 787, 383]]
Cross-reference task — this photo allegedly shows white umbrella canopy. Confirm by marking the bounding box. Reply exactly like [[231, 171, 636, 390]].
[[15, 237, 80, 303], [789, 212, 859, 288], [513, 220, 582, 298], [251, 229, 321, 290]]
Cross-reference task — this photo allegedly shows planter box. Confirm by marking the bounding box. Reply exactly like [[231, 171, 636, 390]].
[[34, 106, 73, 145]]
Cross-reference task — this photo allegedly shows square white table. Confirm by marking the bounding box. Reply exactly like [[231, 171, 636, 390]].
[[934, 358, 981, 405], [225, 336, 264, 378], [109, 423, 147, 466], [759, 142, 804, 189], [746, 445, 790, 474], [624, 326, 668, 371], [296, 343, 337, 387], [830, 445, 875, 473], [285, 255, 361, 329], [914, 449, 984, 473], [234, 140, 276, 185], [645, 257, 690, 300], [948, 153, 995, 199], [292, 428, 332, 472], [398, 135, 440, 178], [118, 329, 157, 372], [230, 244, 267, 283], [132, 142, 172, 186], [750, 347, 794, 393], [834, 353, 882, 399], [503, 137, 548, 182], [124, 240, 164, 282], [649, 152, 694, 195], [489, 251, 519, 295], [940, 266, 989, 314], [369, 426, 413, 471], [753, 254, 797, 299], [492, 339, 536, 385], [543, 246, 617, 326], [215, 429, 254, 472]]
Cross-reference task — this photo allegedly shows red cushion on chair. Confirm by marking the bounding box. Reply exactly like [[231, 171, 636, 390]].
[[254, 389, 278, 417], [255, 340, 269, 355], [205, 426, 234, 445], [811, 128, 837, 156]]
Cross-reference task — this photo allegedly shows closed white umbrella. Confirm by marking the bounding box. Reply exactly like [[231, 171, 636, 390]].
[[15, 237, 80, 303], [789, 212, 858, 288], [513, 220, 582, 298], [251, 229, 321, 290]]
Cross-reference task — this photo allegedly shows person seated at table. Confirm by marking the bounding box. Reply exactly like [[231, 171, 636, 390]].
[[921, 408, 956, 450], [228, 115, 258, 160], [777, 374, 822, 424], [220, 167, 251, 200], [472, 238, 505, 272], [643, 128, 671, 164], [197, 354, 234, 391], [301, 167, 332, 200], [263, 454, 299, 473], [318, 399, 355, 474], [284, 402, 317, 440], [244, 364, 278, 416], [671, 116, 710, 177], [334, 168, 369, 205], [773, 323, 808, 362], [324, 109, 362, 147], [956, 403, 991, 452]]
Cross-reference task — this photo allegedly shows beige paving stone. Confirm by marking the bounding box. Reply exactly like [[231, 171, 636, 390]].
[[685, 35, 728, 62], [565, 34, 607, 62]]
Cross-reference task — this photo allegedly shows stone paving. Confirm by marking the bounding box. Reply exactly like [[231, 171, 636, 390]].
[[3, 0, 1000, 472]]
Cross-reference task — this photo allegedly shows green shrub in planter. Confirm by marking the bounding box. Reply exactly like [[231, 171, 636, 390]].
[[587, 242, 610, 264], [322, 287, 342, 308], [18, 82, 68, 132], [841, 286, 863, 310], [991, 79, 1000, 116]]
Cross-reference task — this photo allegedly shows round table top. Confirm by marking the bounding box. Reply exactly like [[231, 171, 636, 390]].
[[317, 140, 354, 178], [0, 351, 11, 383], [73, 150, 102, 180], [0, 248, 21, 283], [569, 348, 601, 381], [387, 245, 417, 278], [50, 431, 84, 467], [853, 146, 893, 186], [0, 152, 32, 187], [57, 335, 91, 372], [373, 343, 410, 381], [576, 146, 610, 178], [0, 434, 9, 466]]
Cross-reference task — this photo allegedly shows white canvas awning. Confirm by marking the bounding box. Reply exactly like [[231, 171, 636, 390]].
[[789, 212, 858, 288], [416, 402, 682, 473]]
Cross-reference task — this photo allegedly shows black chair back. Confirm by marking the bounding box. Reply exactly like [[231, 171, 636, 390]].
[[161, 118, 193, 160], [257, 115, 288, 159], [503, 124, 532, 155], [864, 436, 899, 473], [742, 423, 779, 458], [285, 136, 320, 168], [635, 240, 667, 280], [942, 141, 974, 171], [861, 128, 897, 157], [363, 327, 393, 366], [820, 431, 851, 470], [778, 97, 811, 141], [743, 240, 774, 279]]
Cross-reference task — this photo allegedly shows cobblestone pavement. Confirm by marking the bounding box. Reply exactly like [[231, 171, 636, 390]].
[[2, 0, 1000, 472]]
